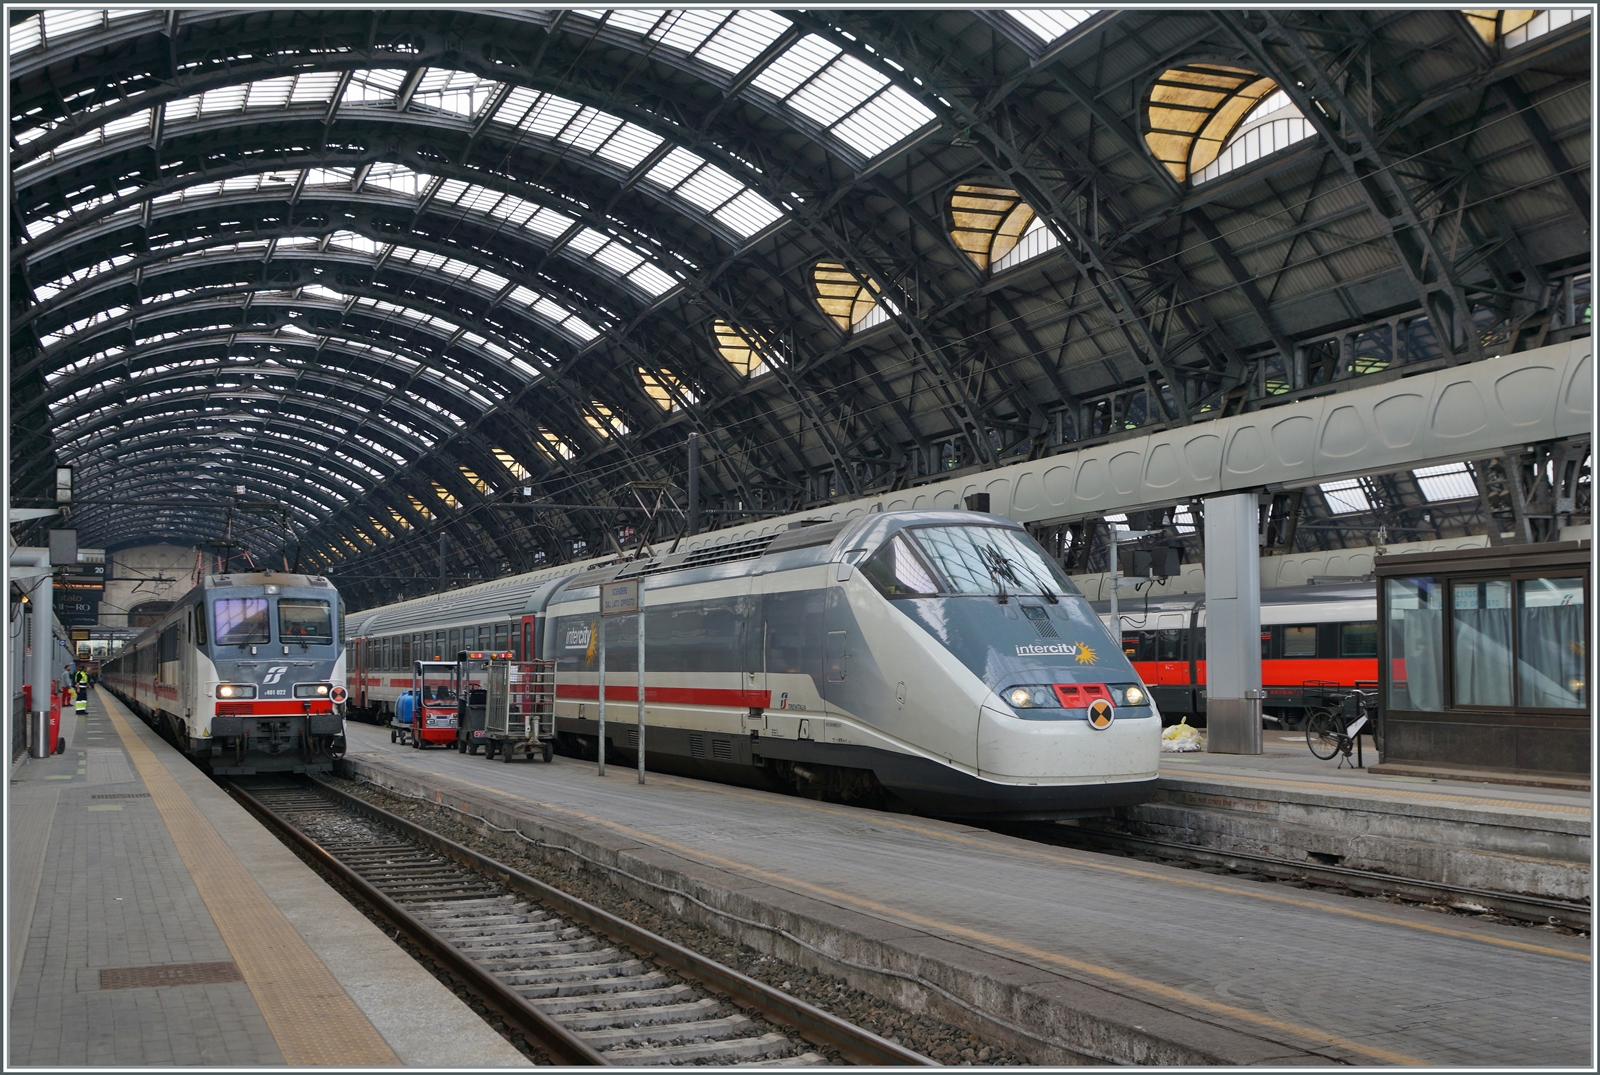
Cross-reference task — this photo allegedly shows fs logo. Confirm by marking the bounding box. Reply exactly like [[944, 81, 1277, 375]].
[[262, 665, 289, 685]]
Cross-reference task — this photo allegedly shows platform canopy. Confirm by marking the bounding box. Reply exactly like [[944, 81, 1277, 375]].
[[9, 8, 1591, 606]]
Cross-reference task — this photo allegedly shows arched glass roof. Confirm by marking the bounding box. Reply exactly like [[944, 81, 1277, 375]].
[[8, 7, 1587, 600]]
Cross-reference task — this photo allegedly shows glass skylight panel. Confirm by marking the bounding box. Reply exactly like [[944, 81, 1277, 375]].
[[1320, 479, 1371, 514], [753, 34, 840, 98], [594, 122, 664, 169], [1414, 462, 1478, 502], [628, 262, 678, 297], [360, 163, 429, 196], [566, 229, 607, 256], [715, 189, 785, 237], [342, 68, 408, 105], [9, 14, 42, 54], [410, 68, 499, 117], [752, 34, 933, 160], [1007, 9, 1096, 44], [601, 9, 666, 35], [692, 10, 791, 74], [323, 231, 388, 257], [594, 242, 645, 277], [560, 106, 626, 153]]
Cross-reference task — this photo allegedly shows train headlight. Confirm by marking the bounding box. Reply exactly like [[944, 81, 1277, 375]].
[[1006, 685, 1056, 709], [217, 684, 257, 699], [1107, 684, 1147, 707], [293, 683, 332, 698]]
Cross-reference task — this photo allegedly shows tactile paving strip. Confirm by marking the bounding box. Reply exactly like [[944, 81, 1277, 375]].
[[98, 690, 399, 1066]]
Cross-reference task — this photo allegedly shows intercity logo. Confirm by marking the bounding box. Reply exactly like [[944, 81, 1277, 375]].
[[1013, 641, 1099, 662], [564, 625, 593, 650], [262, 665, 289, 685]]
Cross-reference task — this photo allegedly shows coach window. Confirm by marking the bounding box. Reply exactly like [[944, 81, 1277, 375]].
[[1341, 623, 1378, 658], [1283, 625, 1318, 657], [449, 628, 462, 654], [215, 598, 270, 646], [494, 624, 509, 652], [1158, 629, 1185, 661]]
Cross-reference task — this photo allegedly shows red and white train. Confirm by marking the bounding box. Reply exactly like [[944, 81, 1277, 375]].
[[1094, 583, 1378, 726]]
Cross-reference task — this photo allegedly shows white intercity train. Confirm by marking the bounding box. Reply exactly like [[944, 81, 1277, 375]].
[[104, 571, 348, 774], [348, 510, 1160, 818]]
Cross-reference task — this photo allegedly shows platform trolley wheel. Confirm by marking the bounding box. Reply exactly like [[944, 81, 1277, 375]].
[[542, 741, 554, 764], [502, 741, 514, 763], [411, 731, 421, 750], [1305, 709, 1342, 760], [483, 741, 496, 760], [468, 743, 479, 755], [456, 736, 465, 753], [391, 728, 397, 743]]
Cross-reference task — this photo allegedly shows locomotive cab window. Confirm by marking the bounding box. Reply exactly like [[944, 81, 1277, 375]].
[[279, 599, 331, 643], [861, 534, 941, 597], [214, 598, 270, 646]]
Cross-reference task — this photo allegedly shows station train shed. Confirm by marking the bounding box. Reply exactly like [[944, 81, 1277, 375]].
[[5, 8, 1596, 1069]]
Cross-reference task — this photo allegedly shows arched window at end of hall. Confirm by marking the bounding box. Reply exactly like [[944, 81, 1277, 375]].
[[1463, 9, 1584, 49], [1144, 63, 1315, 185], [812, 263, 880, 332], [639, 367, 696, 410], [948, 184, 1062, 273], [711, 321, 773, 378]]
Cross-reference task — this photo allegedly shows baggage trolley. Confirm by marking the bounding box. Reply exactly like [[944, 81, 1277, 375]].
[[483, 658, 557, 763]]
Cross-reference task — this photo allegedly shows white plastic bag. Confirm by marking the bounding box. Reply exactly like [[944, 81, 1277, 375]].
[[1161, 717, 1202, 753]]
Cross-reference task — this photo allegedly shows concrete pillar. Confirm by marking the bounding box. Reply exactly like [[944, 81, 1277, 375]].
[[1204, 493, 1262, 754]]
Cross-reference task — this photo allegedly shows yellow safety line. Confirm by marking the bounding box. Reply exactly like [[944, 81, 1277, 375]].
[[103, 692, 399, 1066], [381, 762, 1439, 1066], [1159, 770, 1592, 815]]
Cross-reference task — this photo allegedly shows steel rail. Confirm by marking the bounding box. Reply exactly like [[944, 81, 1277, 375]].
[[224, 781, 608, 1066], [309, 776, 936, 1066], [1045, 825, 1590, 931]]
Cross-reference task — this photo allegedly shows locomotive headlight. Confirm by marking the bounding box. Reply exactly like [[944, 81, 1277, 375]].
[[293, 683, 332, 698], [217, 683, 257, 699], [1123, 685, 1146, 706], [1006, 685, 1056, 709]]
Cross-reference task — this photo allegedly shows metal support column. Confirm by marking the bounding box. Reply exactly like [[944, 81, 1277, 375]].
[[1203, 493, 1263, 754], [686, 433, 700, 537], [28, 570, 54, 758]]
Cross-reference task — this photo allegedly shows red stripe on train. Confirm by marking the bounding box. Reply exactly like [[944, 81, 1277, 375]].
[[557, 684, 771, 707], [1131, 658, 1379, 688], [214, 701, 336, 716]]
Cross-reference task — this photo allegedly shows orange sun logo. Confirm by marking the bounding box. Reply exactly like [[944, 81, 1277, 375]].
[[1074, 643, 1097, 665]]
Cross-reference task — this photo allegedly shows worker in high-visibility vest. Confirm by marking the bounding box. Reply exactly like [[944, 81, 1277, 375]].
[[74, 668, 89, 715]]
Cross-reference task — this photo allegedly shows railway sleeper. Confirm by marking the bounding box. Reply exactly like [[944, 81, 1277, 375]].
[[552, 998, 723, 1031], [601, 1031, 805, 1064], [532, 984, 694, 1013], [499, 963, 655, 990], [577, 1013, 753, 1048]]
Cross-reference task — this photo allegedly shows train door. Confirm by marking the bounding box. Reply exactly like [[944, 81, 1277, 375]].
[[520, 615, 535, 662], [353, 637, 368, 711]]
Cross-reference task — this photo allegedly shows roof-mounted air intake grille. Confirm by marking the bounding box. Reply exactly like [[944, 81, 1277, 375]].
[[679, 533, 776, 569]]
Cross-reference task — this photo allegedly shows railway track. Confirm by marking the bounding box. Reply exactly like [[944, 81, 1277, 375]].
[[1021, 823, 1590, 932], [227, 777, 933, 1067]]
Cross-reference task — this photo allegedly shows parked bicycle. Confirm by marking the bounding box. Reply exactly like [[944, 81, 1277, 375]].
[[1305, 688, 1380, 768]]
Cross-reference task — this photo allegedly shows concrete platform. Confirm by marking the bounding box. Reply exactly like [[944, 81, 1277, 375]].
[[6, 689, 530, 1068], [1126, 738, 1592, 901], [340, 722, 1593, 1066]]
